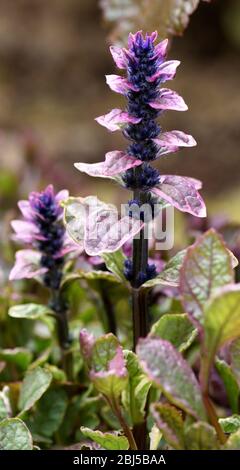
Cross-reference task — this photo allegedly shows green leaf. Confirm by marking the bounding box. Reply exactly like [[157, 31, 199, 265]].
[[102, 251, 126, 282], [150, 314, 197, 352], [62, 197, 85, 247], [18, 367, 52, 412], [122, 351, 151, 425], [8, 303, 54, 320], [151, 403, 184, 449], [80, 427, 129, 450], [0, 387, 11, 421], [180, 229, 234, 323], [90, 334, 128, 399], [0, 418, 33, 450], [202, 285, 240, 386], [142, 249, 186, 289], [184, 422, 219, 450], [230, 338, 240, 387], [137, 337, 205, 420], [29, 388, 68, 438], [0, 348, 33, 371], [215, 358, 239, 413], [61, 270, 120, 289], [149, 424, 162, 450], [219, 415, 240, 434], [224, 429, 240, 449]]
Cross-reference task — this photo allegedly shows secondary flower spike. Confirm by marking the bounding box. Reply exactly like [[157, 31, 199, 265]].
[[10, 185, 79, 288], [75, 31, 206, 219]]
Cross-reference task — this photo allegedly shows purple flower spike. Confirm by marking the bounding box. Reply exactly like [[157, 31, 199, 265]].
[[95, 108, 141, 132], [74, 151, 142, 178], [76, 30, 205, 237], [10, 185, 79, 289]]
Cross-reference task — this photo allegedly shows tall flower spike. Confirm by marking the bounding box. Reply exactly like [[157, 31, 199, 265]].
[[74, 31, 206, 287], [10, 185, 79, 289]]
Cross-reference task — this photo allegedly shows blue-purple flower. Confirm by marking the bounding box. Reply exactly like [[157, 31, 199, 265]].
[[75, 31, 206, 219], [10, 185, 80, 289]]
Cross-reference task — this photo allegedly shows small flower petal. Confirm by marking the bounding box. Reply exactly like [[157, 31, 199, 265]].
[[147, 60, 180, 83], [152, 175, 206, 218], [106, 75, 139, 94], [9, 249, 47, 281], [74, 151, 142, 178], [151, 38, 169, 60], [11, 220, 44, 243], [110, 46, 127, 69], [95, 108, 141, 132], [18, 200, 35, 221], [149, 88, 188, 112]]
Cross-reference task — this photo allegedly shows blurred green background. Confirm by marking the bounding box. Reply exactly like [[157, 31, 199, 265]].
[[0, 0, 240, 218]]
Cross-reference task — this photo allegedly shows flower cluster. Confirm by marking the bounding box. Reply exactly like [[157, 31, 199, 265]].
[[73, 31, 206, 286], [10, 185, 78, 289]]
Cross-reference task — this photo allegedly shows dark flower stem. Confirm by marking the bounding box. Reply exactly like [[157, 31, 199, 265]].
[[51, 289, 73, 381], [131, 183, 149, 450], [131, 185, 149, 350]]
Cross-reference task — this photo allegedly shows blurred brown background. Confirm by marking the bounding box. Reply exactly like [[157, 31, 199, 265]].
[[0, 0, 240, 216]]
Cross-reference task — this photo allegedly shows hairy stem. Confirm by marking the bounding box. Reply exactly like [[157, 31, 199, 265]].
[[110, 396, 138, 450]]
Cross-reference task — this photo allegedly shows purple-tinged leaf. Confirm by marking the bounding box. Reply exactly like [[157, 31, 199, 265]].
[[90, 334, 128, 399], [151, 403, 184, 450], [147, 60, 180, 82], [95, 108, 141, 132], [74, 151, 142, 178], [63, 196, 143, 256], [9, 250, 47, 281], [149, 88, 188, 111], [106, 74, 139, 94], [180, 229, 234, 323], [137, 337, 206, 419], [153, 130, 197, 157], [152, 175, 206, 217], [84, 213, 143, 256]]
